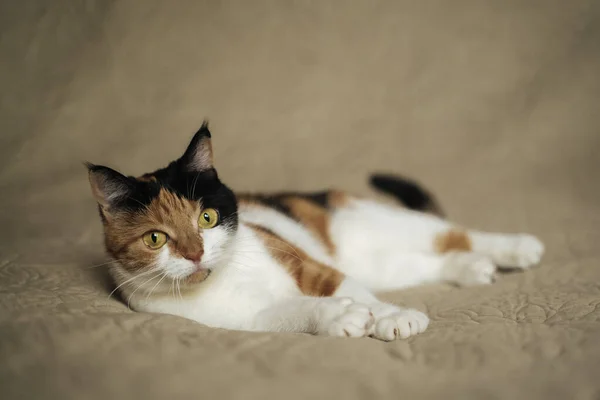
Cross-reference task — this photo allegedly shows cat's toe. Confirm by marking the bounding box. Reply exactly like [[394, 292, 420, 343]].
[[327, 304, 374, 338], [372, 309, 429, 341]]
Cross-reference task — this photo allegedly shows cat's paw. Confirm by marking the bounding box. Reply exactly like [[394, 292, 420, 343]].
[[371, 308, 430, 341], [443, 253, 497, 286], [316, 298, 375, 338], [490, 234, 545, 269]]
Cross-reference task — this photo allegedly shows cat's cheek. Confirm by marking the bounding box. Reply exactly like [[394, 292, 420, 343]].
[[116, 242, 161, 272], [156, 246, 171, 269], [202, 226, 234, 266]]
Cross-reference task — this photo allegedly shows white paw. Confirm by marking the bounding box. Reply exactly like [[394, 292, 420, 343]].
[[492, 234, 545, 269], [317, 298, 374, 338], [443, 253, 497, 286], [371, 308, 430, 341]]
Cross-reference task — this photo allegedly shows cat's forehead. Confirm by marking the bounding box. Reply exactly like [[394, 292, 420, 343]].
[[143, 188, 200, 225], [152, 188, 200, 210], [112, 168, 206, 216], [138, 163, 220, 199], [119, 165, 237, 225]]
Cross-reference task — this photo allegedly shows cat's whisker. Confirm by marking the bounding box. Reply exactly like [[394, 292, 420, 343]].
[[107, 267, 160, 300], [83, 259, 117, 269], [126, 271, 163, 310], [231, 247, 305, 263], [146, 271, 170, 301], [191, 172, 201, 199], [122, 194, 149, 210], [177, 278, 183, 303], [170, 277, 176, 302], [226, 261, 254, 271], [186, 175, 191, 199]]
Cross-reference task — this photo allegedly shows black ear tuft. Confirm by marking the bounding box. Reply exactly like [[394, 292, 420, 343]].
[[86, 163, 135, 210], [198, 120, 211, 137], [180, 121, 214, 173]]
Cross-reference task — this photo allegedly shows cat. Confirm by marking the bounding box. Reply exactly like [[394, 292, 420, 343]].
[[87, 122, 544, 341]]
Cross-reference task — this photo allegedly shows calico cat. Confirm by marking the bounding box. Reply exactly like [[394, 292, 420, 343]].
[[87, 123, 544, 341]]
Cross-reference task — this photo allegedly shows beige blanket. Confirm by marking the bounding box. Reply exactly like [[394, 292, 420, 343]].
[[1, 1, 599, 399]]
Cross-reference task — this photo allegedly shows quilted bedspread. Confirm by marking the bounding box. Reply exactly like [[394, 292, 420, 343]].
[[1, 1, 599, 399]]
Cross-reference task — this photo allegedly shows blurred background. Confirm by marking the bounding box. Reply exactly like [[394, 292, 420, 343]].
[[1, 1, 599, 399], [1, 0, 598, 261]]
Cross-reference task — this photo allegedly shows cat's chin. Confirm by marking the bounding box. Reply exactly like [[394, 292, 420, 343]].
[[183, 268, 212, 285]]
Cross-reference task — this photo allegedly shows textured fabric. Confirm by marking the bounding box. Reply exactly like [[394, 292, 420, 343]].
[[1, 1, 600, 399]]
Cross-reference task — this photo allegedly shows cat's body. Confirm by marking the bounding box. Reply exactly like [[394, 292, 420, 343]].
[[89, 123, 544, 340]]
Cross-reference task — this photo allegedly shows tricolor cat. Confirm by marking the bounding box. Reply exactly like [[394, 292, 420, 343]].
[[87, 123, 544, 341]]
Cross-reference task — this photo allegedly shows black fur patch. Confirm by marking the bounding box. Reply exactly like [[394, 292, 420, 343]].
[[237, 191, 331, 221], [369, 173, 444, 217]]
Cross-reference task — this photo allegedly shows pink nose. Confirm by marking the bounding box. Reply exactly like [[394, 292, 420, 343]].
[[184, 251, 203, 263]]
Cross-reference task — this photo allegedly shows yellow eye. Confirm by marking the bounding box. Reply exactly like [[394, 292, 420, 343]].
[[198, 208, 219, 229], [142, 231, 168, 249]]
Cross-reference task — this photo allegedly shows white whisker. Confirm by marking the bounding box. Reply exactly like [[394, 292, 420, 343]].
[[145, 271, 170, 301], [126, 271, 163, 310], [83, 259, 116, 269], [107, 267, 159, 300]]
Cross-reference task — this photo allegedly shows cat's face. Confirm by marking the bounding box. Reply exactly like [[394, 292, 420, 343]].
[[88, 123, 238, 291]]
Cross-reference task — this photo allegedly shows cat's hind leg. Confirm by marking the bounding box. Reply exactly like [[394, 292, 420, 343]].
[[336, 250, 497, 291], [330, 198, 544, 290]]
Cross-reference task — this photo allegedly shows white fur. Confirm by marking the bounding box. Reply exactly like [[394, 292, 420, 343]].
[[238, 203, 334, 265], [201, 224, 236, 270], [469, 232, 544, 268], [115, 197, 544, 341], [329, 199, 450, 290]]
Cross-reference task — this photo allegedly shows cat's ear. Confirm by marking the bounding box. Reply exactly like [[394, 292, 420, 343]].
[[86, 163, 135, 211], [179, 121, 214, 173]]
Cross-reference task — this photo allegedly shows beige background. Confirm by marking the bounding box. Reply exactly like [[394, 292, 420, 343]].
[[1, 1, 599, 399]]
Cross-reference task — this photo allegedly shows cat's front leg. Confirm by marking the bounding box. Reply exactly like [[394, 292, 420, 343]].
[[251, 296, 374, 338], [333, 277, 430, 341], [316, 297, 429, 341]]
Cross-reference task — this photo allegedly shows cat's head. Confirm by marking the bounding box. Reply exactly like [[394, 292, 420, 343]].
[[87, 122, 238, 292]]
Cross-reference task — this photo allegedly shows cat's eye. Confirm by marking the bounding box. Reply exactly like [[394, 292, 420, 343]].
[[142, 231, 168, 250], [198, 208, 219, 229]]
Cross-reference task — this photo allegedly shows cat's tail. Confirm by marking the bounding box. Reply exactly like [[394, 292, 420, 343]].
[[369, 173, 445, 217]]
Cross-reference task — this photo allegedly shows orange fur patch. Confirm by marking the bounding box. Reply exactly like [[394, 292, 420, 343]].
[[184, 269, 211, 284], [327, 190, 349, 207], [236, 191, 352, 255], [434, 229, 472, 253], [283, 197, 336, 255], [249, 224, 344, 296]]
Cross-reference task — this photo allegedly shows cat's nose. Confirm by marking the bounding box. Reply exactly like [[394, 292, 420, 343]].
[[184, 251, 203, 263]]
